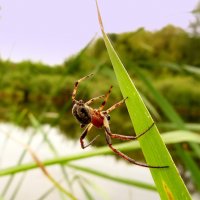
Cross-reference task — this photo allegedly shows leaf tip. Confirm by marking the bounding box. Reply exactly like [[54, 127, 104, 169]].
[[95, 0, 104, 32]]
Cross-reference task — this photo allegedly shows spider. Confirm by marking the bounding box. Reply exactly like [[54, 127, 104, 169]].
[[72, 74, 168, 168]]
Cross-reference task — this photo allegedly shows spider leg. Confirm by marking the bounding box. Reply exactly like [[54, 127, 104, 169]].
[[103, 118, 168, 168], [106, 123, 155, 141], [80, 123, 99, 149], [106, 97, 128, 113], [85, 95, 105, 105], [99, 86, 113, 111], [104, 132, 168, 168], [72, 73, 94, 103]]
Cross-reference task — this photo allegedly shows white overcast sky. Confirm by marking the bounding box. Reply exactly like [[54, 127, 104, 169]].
[[0, 0, 198, 65]]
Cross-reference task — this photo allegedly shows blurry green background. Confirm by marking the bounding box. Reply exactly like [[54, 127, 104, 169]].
[[0, 24, 200, 135]]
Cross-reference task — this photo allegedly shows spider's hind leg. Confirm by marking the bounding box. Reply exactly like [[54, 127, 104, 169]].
[[72, 73, 94, 103], [80, 123, 99, 149]]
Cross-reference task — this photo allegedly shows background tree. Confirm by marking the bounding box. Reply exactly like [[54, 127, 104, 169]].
[[189, 1, 200, 36]]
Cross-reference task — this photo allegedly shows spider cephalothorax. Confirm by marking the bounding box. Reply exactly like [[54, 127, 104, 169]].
[[71, 73, 168, 169]]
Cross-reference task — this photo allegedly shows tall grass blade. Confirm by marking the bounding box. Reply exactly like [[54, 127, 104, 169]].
[[95, 1, 192, 199], [132, 65, 200, 190]]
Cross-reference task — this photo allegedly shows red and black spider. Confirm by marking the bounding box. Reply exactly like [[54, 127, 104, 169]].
[[72, 74, 168, 168]]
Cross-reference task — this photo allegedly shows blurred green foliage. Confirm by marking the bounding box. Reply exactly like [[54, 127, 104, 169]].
[[0, 25, 200, 138]]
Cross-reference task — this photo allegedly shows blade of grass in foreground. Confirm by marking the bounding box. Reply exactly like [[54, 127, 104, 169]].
[[0, 130, 200, 176], [132, 65, 200, 190], [95, 1, 191, 199]]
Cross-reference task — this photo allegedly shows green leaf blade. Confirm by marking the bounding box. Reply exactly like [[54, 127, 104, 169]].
[[95, 1, 192, 199]]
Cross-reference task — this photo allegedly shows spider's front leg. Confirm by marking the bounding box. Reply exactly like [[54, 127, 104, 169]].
[[106, 97, 128, 113], [103, 109, 155, 141], [80, 123, 99, 149], [105, 97, 155, 140], [103, 118, 168, 168], [99, 85, 113, 111], [106, 123, 155, 141], [85, 95, 105, 106], [104, 132, 168, 168]]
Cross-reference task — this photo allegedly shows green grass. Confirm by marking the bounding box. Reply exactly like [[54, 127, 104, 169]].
[[132, 65, 200, 190], [0, 130, 199, 176], [0, 126, 199, 199], [95, 0, 192, 199]]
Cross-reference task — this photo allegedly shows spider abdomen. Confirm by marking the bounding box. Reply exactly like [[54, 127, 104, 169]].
[[72, 104, 91, 125]]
